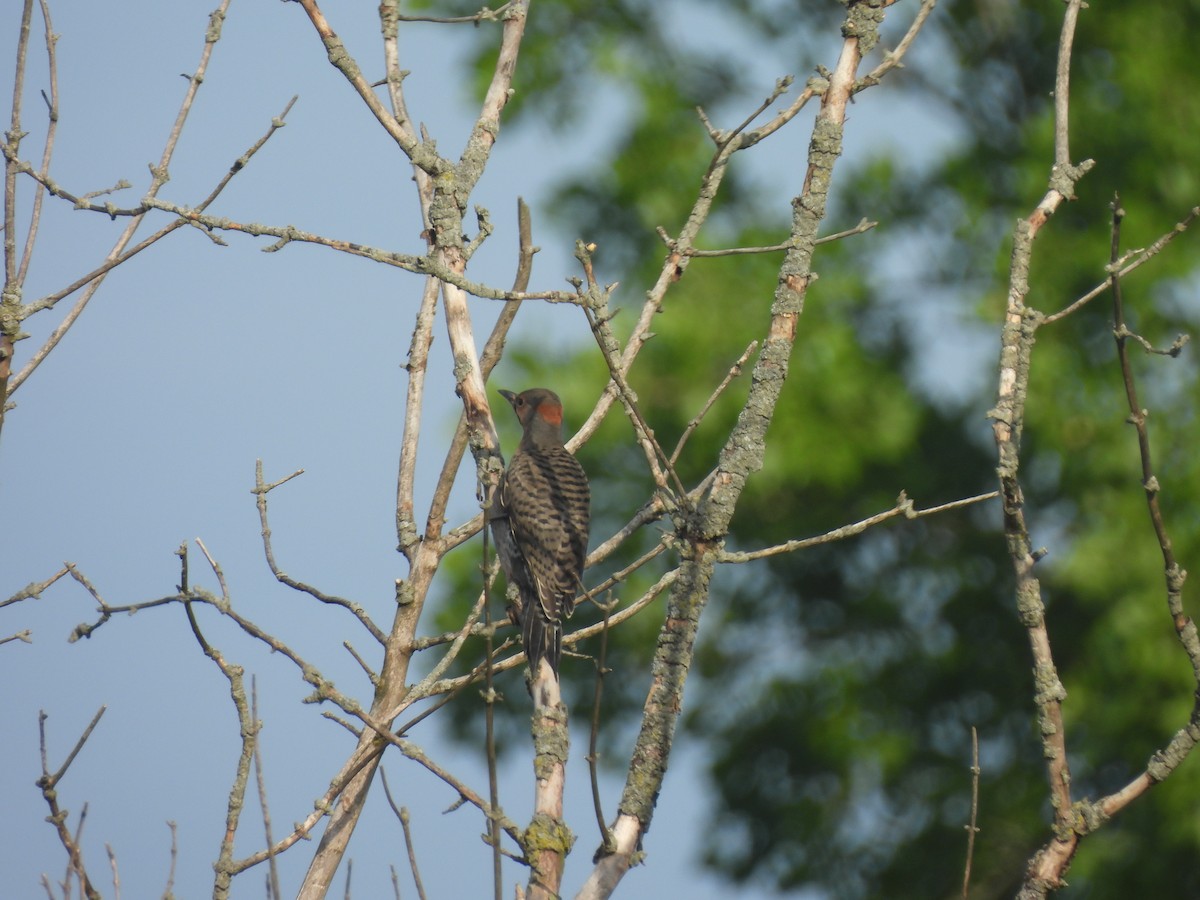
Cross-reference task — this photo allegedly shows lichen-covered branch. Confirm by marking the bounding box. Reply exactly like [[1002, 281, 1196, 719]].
[[579, 4, 891, 894], [986, 3, 1093, 897]]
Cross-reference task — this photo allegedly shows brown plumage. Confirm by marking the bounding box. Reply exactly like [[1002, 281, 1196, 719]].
[[489, 388, 590, 678]]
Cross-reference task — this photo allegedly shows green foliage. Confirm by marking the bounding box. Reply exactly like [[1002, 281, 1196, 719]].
[[440, 1, 1200, 896]]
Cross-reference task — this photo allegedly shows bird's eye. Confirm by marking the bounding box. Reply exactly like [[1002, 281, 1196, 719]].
[[516, 398, 525, 406]]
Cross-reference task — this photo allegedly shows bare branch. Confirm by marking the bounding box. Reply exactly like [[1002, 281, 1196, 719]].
[[292, 0, 430, 165], [161, 821, 178, 900], [587, 599, 617, 857], [37, 707, 106, 900], [7, 0, 238, 398], [1043, 204, 1200, 325], [717, 491, 998, 563], [428, 567, 678, 696], [253, 460, 385, 644], [854, 0, 939, 93], [251, 678, 283, 900], [105, 844, 121, 900], [961, 726, 980, 900], [664, 217, 877, 257], [669, 341, 759, 466], [2, 564, 68, 608], [16, 0, 60, 286], [991, 4, 1089, 895], [353, 715, 523, 846], [379, 771, 429, 900], [179, 542, 260, 900], [427, 197, 535, 553]]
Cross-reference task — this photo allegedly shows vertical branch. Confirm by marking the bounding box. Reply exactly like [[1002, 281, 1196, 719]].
[[961, 726, 980, 900], [526, 682, 572, 900], [17, 0, 58, 286], [180, 542, 260, 900], [482, 526, 503, 900], [395, 277, 440, 554], [379, 771, 429, 900], [399, 810, 428, 900], [2, 0, 33, 282], [0, 0, 36, 439], [251, 677, 282, 900], [162, 821, 179, 899], [1107, 196, 1200, 679], [987, 3, 1092, 897], [380, 0, 440, 558], [588, 599, 616, 855], [426, 197, 534, 547]]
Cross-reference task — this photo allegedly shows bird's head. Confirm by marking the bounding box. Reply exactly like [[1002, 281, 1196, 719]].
[[498, 388, 565, 441]]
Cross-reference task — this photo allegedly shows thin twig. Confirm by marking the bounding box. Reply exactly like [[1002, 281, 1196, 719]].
[[251, 677, 282, 900], [253, 460, 385, 643], [294, 0, 432, 164], [395, 275, 441, 555], [37, 707, 106, 900], [961, 726, 980, 899], [482, 520, 504, 900], [399, 809, 429, 900], [698, 75, 794, 146], [1106, 195, 1200, 686], [666, 217, 877, 257], [353, 719, 522, 845], [379, 771, 429, 900], [587, 598, 617, 855], [161, 821, 178, 900], [670, 341, 759, 465], [391, 2, 512, 25], [854, 0, 939, 93], [16, 0, 60, 285], [718, 491, 997, 562], [383, 586, 490, 720], [1043, 204, 1200, 324], [2, 564, 68, 608], [580, 257, 690, 508], [430, 568, 678, 696], [3, 0, 35, 284], [105, 844, 120, 900], [179, 542, 260, 898]]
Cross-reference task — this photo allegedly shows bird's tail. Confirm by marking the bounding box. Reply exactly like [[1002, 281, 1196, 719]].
[[523, 610, 561, 679]]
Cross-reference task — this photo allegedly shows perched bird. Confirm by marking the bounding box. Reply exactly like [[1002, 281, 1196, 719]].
[[490, 388, 590, 679]]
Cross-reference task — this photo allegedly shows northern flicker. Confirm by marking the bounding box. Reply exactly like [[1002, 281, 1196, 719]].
[[490, 388, 590, 678]]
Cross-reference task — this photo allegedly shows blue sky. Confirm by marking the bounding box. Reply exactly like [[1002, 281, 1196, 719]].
[[0, 3, 960, 897]]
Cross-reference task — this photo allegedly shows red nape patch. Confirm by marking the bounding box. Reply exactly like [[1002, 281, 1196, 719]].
[[538, 402, 563, 425]]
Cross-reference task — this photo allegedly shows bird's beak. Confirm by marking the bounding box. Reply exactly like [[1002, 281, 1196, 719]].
[[498, 389, 517, 405]]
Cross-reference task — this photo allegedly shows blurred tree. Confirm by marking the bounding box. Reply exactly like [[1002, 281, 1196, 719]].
[[438, 1, 1200, 897]]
